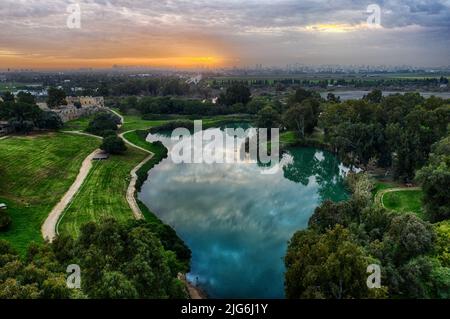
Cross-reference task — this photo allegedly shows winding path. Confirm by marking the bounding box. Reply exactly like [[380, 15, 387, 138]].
[[119, 130, 154, 220], [41, 148, 102, 242], [107, 108, 125, 129], [375, 187, 421, 209]]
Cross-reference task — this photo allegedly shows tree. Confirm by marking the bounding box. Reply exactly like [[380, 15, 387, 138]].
[[290, 88, 314, 104], [0, 240, 71, 299], [55, 219, 187, 299], [86, 112, 120, 136], [1, 91, 15, 103], [256, 106, 280, 129], [416, 136, 450, 222], [0, 210, 12, 231], [327, 92, 341, 103], [101, 135, 127, 154], [1, 101, 42, 129], [37, 111, 63, 130], [382, 214, 435, 265], [282, 102, 317, 138], [308, 200, 354, 233], [47, 87, 67, 108], [219, 83, 251, 106], [92, 271, 138, 299], [285, 225, 385, 299], [246, 97, 266, 114], [434, 221, 450, 267], [364, 89, 383, 103], [16, 92, 36, 105]]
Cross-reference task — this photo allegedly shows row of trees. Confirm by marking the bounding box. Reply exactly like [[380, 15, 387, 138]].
[[95, 78, 191, 97], [0, 219, 191, 298], [112, 83, 261, 117], [0, 92, 63, 133], [285, 173, 450, 299]]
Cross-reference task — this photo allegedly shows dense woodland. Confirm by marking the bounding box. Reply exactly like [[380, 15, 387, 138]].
[[0, 91, 63, 133], [0, 219, 190, 298]]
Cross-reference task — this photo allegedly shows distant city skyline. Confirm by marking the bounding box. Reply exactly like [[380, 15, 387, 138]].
[[1, 0, 449, 69]]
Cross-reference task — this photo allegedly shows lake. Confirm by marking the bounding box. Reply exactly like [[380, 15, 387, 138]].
[[139, 126, 350, 298], [320, 90, 450, 101]]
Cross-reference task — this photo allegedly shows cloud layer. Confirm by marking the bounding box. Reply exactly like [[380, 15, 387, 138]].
[[0, 0, 449, 68]]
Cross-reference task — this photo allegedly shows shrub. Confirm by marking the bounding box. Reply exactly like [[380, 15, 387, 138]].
[[86, 112, 120, 136], [0, 210, 12, 231], [101, 135, 127, 154], [37, 111, 63, 130]]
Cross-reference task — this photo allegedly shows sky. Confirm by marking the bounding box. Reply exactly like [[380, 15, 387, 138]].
[[0, 0, 449, 69]]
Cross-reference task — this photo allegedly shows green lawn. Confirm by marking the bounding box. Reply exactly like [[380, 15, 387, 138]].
[[119, 113, 244, 131], [123, 130, 155, 151], [63, 115, 95, 131], [373, 181, 398, 196], [57, 146, 147, 238], [64, 112, 168, 132], [383, 190, 425, 219], [0, 133, 100, 252], [121, 114, 168, 131]]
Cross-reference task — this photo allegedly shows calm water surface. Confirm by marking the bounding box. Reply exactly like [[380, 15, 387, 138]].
[[139, 126, 350, 298]]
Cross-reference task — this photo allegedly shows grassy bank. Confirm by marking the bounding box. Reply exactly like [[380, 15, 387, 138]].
[[122, 130, 168, 191], [0, 133, 100, 252], [383, 190, 425, 219], [122, 129, 190, 269], [57, 146, 147, 237]]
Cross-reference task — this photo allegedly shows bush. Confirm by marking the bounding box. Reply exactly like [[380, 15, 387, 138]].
[[99, 129, 117, 138], [0, 210, 12, 231], [37, 111, 63, 130], [86, 112, 120, 136], [101, 135, 127, 154]]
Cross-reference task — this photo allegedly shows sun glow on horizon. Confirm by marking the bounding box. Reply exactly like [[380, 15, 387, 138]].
[[305, 23, 382, 33], [0, 54, 227, 70]]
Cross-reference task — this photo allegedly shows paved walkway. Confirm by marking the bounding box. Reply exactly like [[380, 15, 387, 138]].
[[375, 187, 421, 209], [41, 148, 102, 242], [119, 131, 154, 220]]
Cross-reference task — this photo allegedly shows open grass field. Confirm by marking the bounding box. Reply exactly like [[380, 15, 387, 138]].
[[64, 112, 168, 132], [383, 190, 425, 219], [0, 133, 100, 252], [120, 115, 168, 131], [63, 115, 95, 131], [57, 146, 147, 238], [119, 113, 248, 131]]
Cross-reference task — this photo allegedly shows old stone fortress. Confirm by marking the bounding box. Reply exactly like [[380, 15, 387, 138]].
[[37, 96, 105, 122]]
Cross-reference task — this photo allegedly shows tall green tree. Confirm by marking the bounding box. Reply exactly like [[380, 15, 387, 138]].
[[285, 225, 385, 299], [46, 87, 67, 108], [219, 83, 251, 106], [416, 136, 450, 222], [256, 106, 280, 129]]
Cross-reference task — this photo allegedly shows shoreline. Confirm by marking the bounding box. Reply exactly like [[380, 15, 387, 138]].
[[178, 274, 208, 299]]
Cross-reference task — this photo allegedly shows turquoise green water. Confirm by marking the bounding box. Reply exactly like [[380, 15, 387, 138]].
[[139, 127, 349, 298]]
